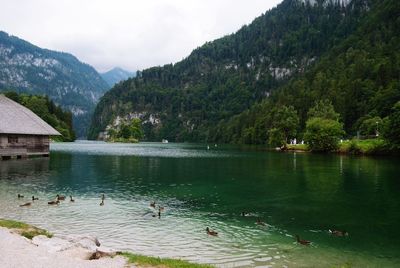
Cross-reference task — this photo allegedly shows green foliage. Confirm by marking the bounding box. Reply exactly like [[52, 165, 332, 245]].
[[268, 105, 299, 147], [304, 117, 345, 152], [4, 92, 75, 141], [120, 252, 214, 268], [0, 218, 52, 239], [339, 139, 388, 154], [384, 101, 400, 149], [307, 100, 340, 121], [358, 116, 383, 136], [107, 118, 143, 143], [268, 128, 286, 147]]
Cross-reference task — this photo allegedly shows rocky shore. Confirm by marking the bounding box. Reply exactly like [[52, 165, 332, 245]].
[[0, 227, 129, 268]]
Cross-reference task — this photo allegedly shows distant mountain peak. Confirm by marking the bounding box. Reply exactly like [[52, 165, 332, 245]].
[[101, 67, 135, 87]]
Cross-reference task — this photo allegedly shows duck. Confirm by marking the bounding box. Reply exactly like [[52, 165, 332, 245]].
[[20, 202, 32, 207], [56, 194, 66, 201], [241, 212, 250, 217], [70, 195, 75, 202], [100, 200, 104, 206], [150, 201, 156, 208], [48, 200, 60, 205], [256, 218, 267, 226], [206, 227, 218, 236], [296, 235, 311, 246], [158, 208, 162, 219], [17, 194, 24, 198], [32, 196, 39, 201], [329, 229, 348, 237]]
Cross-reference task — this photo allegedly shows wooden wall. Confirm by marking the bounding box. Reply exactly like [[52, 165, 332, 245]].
[[0, 134, 50, 158]]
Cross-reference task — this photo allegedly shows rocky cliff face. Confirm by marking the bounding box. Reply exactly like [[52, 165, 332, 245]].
[[0, 31, 109, 137]]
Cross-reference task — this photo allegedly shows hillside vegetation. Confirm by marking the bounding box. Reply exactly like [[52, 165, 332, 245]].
[[89, 0, 399, 151]]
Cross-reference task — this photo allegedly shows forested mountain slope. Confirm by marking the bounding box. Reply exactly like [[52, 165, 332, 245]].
[[0, 31, 109, 137], [89, 0, 390, 142], [211, 0, 400, 144]]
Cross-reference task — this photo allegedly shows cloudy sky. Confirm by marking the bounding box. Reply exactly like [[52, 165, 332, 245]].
[[0, 0, 282, 73]]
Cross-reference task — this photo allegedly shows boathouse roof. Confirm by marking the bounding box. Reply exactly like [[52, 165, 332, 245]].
[[0, 94, 61, 136]]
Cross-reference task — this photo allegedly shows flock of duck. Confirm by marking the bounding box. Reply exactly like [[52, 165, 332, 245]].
[[206, 211, 349, 246], [17, 193, 104, 207], [17, 194, 348, 245]]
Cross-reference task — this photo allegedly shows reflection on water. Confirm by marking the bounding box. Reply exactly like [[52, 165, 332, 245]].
[[0, 141, 399, 267]]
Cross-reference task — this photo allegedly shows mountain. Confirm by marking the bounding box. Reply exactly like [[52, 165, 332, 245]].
[[89, 0, 398, 143], [0, 31, 109, 137], [101, 67, 135, 87]]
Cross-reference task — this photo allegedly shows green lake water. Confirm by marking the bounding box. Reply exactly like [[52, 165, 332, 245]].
[[0, 141, 399, 267]]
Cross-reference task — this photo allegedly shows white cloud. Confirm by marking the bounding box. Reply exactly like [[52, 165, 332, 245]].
[[0, 0, 282, 72]]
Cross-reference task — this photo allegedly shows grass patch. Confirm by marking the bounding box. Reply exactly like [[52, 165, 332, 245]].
[[339, 139, 388, 155], [285, 144, 309, 151], [120, 252, 214, 268], [0, 218, 52, 239]]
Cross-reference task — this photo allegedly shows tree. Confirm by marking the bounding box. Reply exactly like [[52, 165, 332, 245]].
[[129, 118, 144, 140], [359, 116, 383, 136], [304, 100, 345, 151], [307, 99, 340, 121], [383, 101, 400, 149], [268, 105, 299, 147], [304, 118, 345, 152]]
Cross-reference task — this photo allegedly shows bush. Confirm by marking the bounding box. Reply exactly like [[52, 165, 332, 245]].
[[304, 117, 345, 152]]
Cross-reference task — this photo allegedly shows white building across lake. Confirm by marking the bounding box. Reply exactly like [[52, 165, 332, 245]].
[[0, 94, 60, 160]]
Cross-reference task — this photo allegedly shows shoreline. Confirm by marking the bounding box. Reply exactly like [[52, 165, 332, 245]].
[[282, 139, 398, 156], [0, 219, 212, 268]]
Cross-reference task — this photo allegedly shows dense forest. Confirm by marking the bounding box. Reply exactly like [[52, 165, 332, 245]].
[[4, 91, 75, 141], [89, 0, 399, 149]]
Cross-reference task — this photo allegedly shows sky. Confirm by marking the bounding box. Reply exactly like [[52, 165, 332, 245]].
[[0, 0, 282, 73]]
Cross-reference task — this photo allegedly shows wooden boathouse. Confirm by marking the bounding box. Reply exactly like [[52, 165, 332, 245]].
[[0, 94, 61, 160]]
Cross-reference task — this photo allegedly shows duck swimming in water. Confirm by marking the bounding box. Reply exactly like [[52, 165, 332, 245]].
[[256, 218, 267, 226], [329, 229, 348, 237], [48, 200, 60, 205], [20, 202, 31, 207], [296, 235, 311, 246], [32, 196, 39, 201], [17, 194, 24, 198], [56, 194, 66, 201], [206, 227, 218, 236], [150, 201, 156, 208], [70, 195, 75, 202]]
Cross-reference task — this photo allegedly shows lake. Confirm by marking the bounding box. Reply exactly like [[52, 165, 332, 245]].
[[0, 141, 399, 267]]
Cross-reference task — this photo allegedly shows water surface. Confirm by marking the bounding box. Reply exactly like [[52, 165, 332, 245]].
[[0, 141, 399, 267]]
